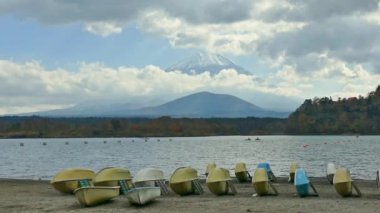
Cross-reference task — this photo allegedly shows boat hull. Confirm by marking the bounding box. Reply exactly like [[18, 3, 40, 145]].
[[51, 168, 95, 194], [295, 183, 309, 197], [125, 187, 161, 205], [52, 180, 81, 194], [74, 186, 120, 207], [207, 181, 228, 195], [334, 182, 352, 197], [253, 181, 269, 196], [170, 181, 193, 195]]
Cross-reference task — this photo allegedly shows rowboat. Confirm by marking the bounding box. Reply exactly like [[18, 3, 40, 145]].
[[333, 168, 361, 197], [125, 187, 161, 205], [134, 168, 169, 195], [169, 167, 203, 195], [74, 186, 120, 206], [51, 168, 95, 194], [252, 168, 278, 196], [257, 162, 276, 182], [205, 163, 216, 177], [327, 163, 336, 184], [206, 167, 236, 195], [93, 167, 133, 193], [294, 168, 318, 197], [235, 162, 251, 183], [289, 162, 298, 183]]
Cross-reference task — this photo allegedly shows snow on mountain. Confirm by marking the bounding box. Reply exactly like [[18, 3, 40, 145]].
[[166, 52, 251, 75]]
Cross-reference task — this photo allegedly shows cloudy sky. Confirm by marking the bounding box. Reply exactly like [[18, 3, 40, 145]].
[[0, 0, 379, 115]]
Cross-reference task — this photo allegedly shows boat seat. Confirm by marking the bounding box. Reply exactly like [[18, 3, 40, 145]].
[[78, 179, 92, 188], [192, 180, 204, 195], [156, 180, 170, 195], [118, 180, 131, 195]]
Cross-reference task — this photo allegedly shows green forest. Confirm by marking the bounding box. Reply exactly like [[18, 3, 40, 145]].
[[2, 85, 380, 138], [286, 86, 380, 134], [0, 116, 286, 138]]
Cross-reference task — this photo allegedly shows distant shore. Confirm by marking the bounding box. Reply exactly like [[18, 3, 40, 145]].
[[1, 177, 379, 212]]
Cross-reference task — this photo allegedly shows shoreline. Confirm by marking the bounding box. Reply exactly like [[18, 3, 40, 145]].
[[1, 177, 380, 212]]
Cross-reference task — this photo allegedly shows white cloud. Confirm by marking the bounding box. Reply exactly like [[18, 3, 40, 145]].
[[84, 21, 123, 37]]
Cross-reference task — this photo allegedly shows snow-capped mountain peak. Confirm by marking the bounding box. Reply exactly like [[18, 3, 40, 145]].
[[166, 52, 251, 75]]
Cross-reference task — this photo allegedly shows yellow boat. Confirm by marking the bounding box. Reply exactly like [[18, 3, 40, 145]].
[[206, 167, 236, 195], [289, 162, 298, 183], [235, 162, 251, 183], [74, 186, 120, 207], [50, 168, 95, 194], [169, 167, 203, 195], [333, 168, 361, 197], [205, 163, 216, 177], [252, 168, 278, 196], [93, 167, 133, 191]]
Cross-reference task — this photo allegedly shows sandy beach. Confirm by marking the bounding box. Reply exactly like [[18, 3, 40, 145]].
[[1, 177, 380, 213]]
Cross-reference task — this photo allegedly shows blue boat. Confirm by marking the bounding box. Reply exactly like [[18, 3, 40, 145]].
[[294, 168, 318, 197]]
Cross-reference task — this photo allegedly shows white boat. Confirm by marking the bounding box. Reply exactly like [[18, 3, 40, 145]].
[[125, 187, 161, 205], [134, 168, 169, 195], [327, 163, 336, 184]]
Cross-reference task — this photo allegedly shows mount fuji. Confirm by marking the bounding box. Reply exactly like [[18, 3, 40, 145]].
[[166, 52, 251, 75]]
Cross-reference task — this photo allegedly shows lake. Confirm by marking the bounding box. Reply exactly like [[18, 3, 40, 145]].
[[0, 136, 378, 180]]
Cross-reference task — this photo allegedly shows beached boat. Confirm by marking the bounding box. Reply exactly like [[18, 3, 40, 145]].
[[327, 163, 336, 184], [125, 187, 161, 205], [51, 168, 95, 194], [257, 162, 277, 182], [252, 168, 278, 196], [206, 167, 236, 195], [134, 168, 169, 195], [235, 162, 251, 183], [93, 167, 133, 192], [294, 168, 318, 197], [289, 162, 298, 183], [205, 163, 216, 177], [169, 167, 203, 195], [74, 186, 120, 206], [333, 168, 361, 197]]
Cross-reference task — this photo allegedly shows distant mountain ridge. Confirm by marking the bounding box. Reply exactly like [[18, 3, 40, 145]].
[[24, 91, 289, 118], [166, 52, 251, 75]]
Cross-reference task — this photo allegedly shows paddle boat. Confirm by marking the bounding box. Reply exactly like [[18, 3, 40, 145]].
[[74, 180, 120, 207], [134, 168, 169, 195], [333, 168, 361, 197], [235, 162, 251, 183], [257, 162, 277, 182], [206, 167, 237, 195], [252, 168, 278, 196], [205, 163, 216, 177], [294, 168, 318, 197], [169, 167, 203, 196], [327, 162, 336, 184], [289, 162, 298, 183], [93, 167, 133, 194], [125, 186, 161, 205], [51, 168, 95, 194]]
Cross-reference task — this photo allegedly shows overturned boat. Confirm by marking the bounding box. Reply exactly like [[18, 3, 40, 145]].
[[333, 168, 361, 197], [207, 167, 237, 195], [125, 187, 161, 205], [51, 168, 95, 194], [205, 163, 216, 177], [252, 168, 278, 196], [169, 167, 203, 196], [93, 167, 133, 193], [289, 162, 298, 183], [294, 168, 318, 197], [235, 162, 251, 183], [74, 183, 120, 207], [134, 168, 169, 195], [327, 162, 336, 184], [257, 162, 277, 182]]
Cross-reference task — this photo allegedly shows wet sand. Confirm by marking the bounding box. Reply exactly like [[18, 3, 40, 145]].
[[1, 177, 380, 213]]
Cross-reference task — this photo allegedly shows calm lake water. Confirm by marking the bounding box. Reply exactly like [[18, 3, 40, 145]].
[[0, 136, 378, 180]]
